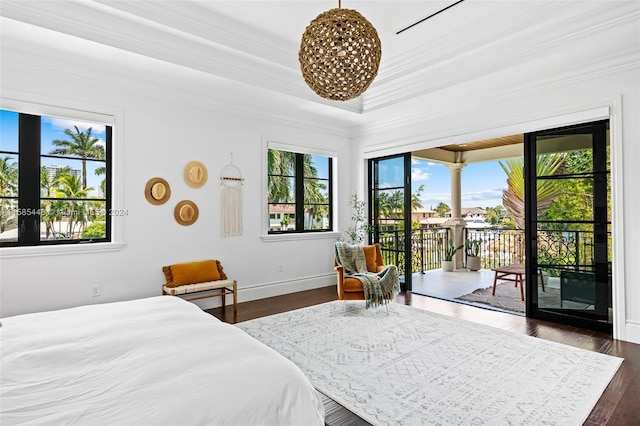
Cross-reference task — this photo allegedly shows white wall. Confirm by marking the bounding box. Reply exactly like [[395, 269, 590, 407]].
[[0, 34, 352, 317], [1, 13, 638, 344], [355, 67, 640, 344]]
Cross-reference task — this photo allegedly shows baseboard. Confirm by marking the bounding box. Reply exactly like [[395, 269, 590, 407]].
[[191, 273, 335, 310], [623, 320, 640, 344]]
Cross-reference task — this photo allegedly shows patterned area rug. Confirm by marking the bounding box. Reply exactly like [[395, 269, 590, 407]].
[[237, 301, 622, 426], [455, 283, 562, 314]]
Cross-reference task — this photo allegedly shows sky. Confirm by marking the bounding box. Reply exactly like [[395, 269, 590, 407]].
[[0, 110, 107, 197], [308, 154, 508, 211], [411, 158, 507, 210]]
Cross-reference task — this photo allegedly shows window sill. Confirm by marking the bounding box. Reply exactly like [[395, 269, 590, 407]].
[[261, 231, 341, 243], [0, 242, 127, 259]]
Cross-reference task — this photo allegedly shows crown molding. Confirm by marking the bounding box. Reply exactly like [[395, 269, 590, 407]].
[[355, 48, 639, 137], [0, 41, 355, 139], [1, 0, 637, 126], [363, 4, 640, 112]]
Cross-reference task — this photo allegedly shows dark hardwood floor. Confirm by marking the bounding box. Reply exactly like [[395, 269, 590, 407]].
[[206, 286, 640, 426]]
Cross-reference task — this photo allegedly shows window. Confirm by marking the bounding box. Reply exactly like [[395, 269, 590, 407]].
[[0, 109, 112, 247], [267, 148, 332, 234]]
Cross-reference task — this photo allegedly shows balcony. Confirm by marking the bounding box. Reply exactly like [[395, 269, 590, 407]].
[[376, 227, 606, 315]]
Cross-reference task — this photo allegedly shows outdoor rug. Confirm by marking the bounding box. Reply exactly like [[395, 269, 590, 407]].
[[236, 301, 622, 426], [455, 282, 562, 314]]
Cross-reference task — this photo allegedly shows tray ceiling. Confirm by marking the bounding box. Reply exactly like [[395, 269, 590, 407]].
[[1, 1, 638, 132]]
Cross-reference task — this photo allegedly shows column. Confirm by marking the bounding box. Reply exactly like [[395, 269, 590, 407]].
[[445, 163, 467, 269]]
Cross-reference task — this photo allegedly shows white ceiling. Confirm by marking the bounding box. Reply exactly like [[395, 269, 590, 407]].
[[1, 1, 638, 133]]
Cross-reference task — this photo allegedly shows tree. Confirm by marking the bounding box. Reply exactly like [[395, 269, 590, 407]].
[[95, 165, 106, 195], [302, 154, 328, 228], [499, 154, 566, 229], [267, 150, 329, 230], [82, 222, 105, 239], [50, 126, 104, 190], [434, 202, 450, 218], [539, 149, 596, 229], [411, 184, 425, 211], [41, 165, 74, 239], [485, 205, 507, 225], [0, 156, 18, 233], [55, 174, 93, 236], [267, 149, 295, 203]]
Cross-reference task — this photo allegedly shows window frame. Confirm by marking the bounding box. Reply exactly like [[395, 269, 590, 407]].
[[0, 97, 125, 257], [261, 137, 340, 242]]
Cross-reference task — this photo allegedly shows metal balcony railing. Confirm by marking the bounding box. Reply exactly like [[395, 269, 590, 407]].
[[375, 227, 608, 274]]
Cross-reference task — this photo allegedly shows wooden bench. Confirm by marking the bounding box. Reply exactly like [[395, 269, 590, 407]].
[[163, 280, 237, 313]]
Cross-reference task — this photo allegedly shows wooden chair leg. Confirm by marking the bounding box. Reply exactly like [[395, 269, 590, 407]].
[[518, 275, 525, 301]]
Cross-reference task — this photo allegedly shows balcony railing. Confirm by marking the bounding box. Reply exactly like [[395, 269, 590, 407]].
[[376, 227, 607, 274]]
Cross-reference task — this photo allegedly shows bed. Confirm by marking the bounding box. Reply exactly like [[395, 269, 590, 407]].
[[0, 296, 324, 425]]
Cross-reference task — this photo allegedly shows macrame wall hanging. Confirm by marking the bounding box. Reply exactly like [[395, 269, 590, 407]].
[[220, 154, 244, 237]]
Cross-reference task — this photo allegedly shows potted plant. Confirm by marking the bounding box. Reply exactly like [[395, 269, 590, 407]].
[[465, 238, 482, 271], [341, 193, 373, 245], [442, 239, 463, 272]]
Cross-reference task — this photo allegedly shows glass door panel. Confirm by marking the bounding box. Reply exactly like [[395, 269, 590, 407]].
[[369, 154, 412, 291], [525, 120, 611, 333]]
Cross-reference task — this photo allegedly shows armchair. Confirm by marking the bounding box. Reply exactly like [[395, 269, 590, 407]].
[[335, 243, 393, 311]]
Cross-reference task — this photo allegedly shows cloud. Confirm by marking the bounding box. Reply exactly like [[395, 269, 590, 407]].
[[412, 167, 431, 181], [44, 117, 106, 134], [462, 188, 505, 201]]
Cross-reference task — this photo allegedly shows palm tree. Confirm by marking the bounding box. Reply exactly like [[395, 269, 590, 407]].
[[0, 156, 18, 195], [267, 149, 295, 203], [499, 154, 566, 230], [95, 166, 106, 196], [411, 184, 425, 211], [41, 166, 56, 239], [50, 126, 104, 189], [55, 174, 93, 236], [0, 156, 19, 233], [434, 202, 451, 218]]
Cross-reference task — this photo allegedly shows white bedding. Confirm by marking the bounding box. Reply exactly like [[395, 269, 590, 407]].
[[0, 296, 324, 425]]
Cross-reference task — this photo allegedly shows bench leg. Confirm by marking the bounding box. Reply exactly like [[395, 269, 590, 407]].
[[233, 280, 238, 314]]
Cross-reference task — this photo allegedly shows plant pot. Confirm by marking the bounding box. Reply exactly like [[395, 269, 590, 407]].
[[442, 260, 454, 272], [467, 256, 481, 271]]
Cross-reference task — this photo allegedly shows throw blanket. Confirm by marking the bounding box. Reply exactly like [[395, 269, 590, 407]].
[[335, 242, 400, 308]]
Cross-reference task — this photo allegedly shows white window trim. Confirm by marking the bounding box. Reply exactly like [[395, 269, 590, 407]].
[[260, 134, 340, 242], [0, 95, 126, 258]]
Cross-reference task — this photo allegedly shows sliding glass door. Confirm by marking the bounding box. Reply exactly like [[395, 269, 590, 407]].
[[525, 120, 612, 333], [369, 154, 412, 291]]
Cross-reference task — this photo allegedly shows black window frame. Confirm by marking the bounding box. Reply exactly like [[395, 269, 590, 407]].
[[0, 110, 112, 247], [267, 149, 333, 234]]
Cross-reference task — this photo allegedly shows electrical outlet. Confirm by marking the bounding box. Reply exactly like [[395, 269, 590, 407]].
[[278, 263, 284, 272], [91, 284, 101, 297]]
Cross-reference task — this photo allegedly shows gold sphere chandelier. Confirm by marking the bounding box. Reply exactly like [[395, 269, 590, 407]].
[[299, 0, 382, 101]]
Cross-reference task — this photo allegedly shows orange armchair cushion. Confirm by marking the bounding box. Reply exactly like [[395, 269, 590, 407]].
[[362, 245, 378, 272]]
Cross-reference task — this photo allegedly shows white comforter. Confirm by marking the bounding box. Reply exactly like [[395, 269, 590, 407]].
[[0, 296, 324, 425]]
